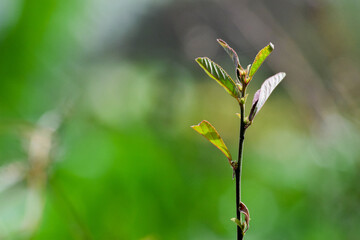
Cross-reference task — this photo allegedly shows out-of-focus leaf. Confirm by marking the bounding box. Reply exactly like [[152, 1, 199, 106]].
[[196, 57, 240, 99], [248, 43, 274, 81], [0, 162, 26, 193], [191, 120, 232, 162], [217, 39, 241, 69], [236, 113, 241, 118], [249, 72, 286, 121], [239, 201, 250, 233]]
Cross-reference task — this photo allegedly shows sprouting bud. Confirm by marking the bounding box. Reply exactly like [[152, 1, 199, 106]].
[[244, 117, 252, 129], [236, 68, 247, 84], [231, 161, 238, 170], [246, 64, 251, 75], [245, 64, 252, 83], [236, 83, 243, 92], [240, 70, 246, 79]]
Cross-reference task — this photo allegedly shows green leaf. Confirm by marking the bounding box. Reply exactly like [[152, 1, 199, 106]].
[[196, 57, 240, 99], [191, 120, 232, 162], [230, 218, 246, 234], [248, 43, 274, 81], [217, 39, 241, 69], [230, 218, 242, 228]]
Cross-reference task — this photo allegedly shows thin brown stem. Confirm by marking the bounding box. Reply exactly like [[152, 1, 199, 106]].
[[236, 86, 246, 239]]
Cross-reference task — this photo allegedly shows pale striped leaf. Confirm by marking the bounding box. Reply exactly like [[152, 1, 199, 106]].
[[249, 72, 286, 120], [196, 57, 240, 99], [217, 39, 241, 69], [248, 43, 274, 81], [191, 120, 232, 162]]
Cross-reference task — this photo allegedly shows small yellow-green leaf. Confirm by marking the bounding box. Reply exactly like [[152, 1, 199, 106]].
[[191, 120, 232, 162], [196, 57, 240, 99], [236, 113, 241, 118], [230, 218, 242, 228], [248, 43, 274, 81]]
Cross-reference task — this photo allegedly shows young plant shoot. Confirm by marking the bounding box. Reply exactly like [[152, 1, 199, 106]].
[[191, 39, 286, 240]]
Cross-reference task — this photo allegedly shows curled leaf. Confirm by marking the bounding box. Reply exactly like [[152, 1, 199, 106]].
[[248, 90, 260, 121], [217, 39, 241, 69], [191, 120, 232, 164], [196, 57, 240, 99], [248, 43, 274, 82], [239, 202, 250, 233], [231, 202, 251, 234], [249, 72, 286, 121]]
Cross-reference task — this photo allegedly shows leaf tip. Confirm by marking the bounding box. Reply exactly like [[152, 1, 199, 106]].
[[191, 120, 204, 129], [191, 120, 209, 129], [269, 42, 274, 50], [217, 38, 226, 45]]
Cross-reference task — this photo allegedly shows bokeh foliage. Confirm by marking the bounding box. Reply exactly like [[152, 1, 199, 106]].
[[0, 0, 360, 239]]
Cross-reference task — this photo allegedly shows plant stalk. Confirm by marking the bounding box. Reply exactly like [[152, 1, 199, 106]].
[[236, 99, 246, 239]]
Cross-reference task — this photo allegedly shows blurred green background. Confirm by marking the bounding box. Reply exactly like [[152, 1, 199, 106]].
[[0, 0, 359, 239]]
